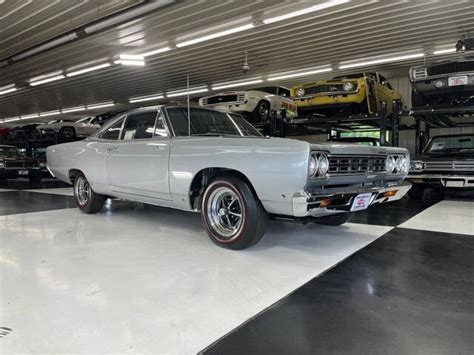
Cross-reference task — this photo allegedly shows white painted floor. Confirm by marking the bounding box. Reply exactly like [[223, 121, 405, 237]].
[[24, 187, 74, 196], [0, 203, 391, 354], [401, 200, 474, 236]]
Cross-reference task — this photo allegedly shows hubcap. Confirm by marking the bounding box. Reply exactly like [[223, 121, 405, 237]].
[[74, 176, 90, 206], [63, 128, 73, 138], [207, 187, 243, 239]]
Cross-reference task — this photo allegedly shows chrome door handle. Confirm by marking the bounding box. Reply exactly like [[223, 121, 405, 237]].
[[107, 147, 118, 154]]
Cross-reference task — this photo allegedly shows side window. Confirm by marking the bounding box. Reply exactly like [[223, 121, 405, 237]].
[[278, 87, 291, 97], [100, 117, 125, 140], [153, 111, 168, 137], [121, 111, 157, 140]]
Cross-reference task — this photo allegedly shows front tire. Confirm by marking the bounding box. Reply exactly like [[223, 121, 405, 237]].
[[73, 172, 106, 214], [314, 212, 352, 226], [201, 174, 268, 250], [60, 126, 76, 140], [251, 101, 271, 123], [407, 184, 425, 199]]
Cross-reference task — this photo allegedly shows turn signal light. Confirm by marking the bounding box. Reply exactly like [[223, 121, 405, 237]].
[[383, 190, 397, 197], [319, 198, 331, 208]]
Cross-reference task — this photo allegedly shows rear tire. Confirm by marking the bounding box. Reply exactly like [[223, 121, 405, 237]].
[[251, 101, 271, 123], [407, 184, 425, 199], [201, 174, 268, 250], [60, 126, 76, 140], [73, 172, 106, 214], [314, 212, 352, 226]]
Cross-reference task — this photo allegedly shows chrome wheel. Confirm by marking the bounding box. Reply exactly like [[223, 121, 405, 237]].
[[206, 187, 243, 239], [74, 175, 90, 206], [62, 127, 74, 139]]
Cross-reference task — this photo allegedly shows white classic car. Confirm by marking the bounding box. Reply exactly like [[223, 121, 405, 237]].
[[47, 105, 411, 250], [37, 116, 103, 139], [199, 86, 298, 124]]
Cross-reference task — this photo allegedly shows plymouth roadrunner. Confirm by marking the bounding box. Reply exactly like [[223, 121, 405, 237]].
[[47, 106, 411, 249]]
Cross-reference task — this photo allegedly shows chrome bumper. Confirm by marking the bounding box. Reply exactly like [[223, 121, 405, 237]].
[[292, 180, 411, 217], [407, 174, 474, 188]]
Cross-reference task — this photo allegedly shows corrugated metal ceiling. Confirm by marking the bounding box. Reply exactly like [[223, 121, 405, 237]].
[[0, 0, 473, 123]]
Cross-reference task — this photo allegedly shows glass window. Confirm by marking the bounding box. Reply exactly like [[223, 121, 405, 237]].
[[121, 111, 157, 140], [256, 87, 278, 95], [100, 117, 124, 140], [425, 135, 474, 153], [153, 111, 168, 137], [167, 107, 262, 137], [278, 87, 291, 97], [0, 146, 20, 157]]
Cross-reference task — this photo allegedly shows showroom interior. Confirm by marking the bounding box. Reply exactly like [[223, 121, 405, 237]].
[[0, 0, 473, 354]]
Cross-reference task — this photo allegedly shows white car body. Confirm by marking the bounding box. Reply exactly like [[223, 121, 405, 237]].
[[199, 86, 298, 119], [37, 117, 102, 137]]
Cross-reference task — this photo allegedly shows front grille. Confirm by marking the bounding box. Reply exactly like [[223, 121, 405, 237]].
[[428, 61, 474, 76], [329, 155, 386, 175], [205, 94, 244, 105], [5, 161, 24, 168], [305, 84, 344, 95], [423, 160, 474, 172]]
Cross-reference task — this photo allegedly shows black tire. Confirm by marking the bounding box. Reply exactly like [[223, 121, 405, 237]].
[[407, 183, 425, 199], [28, 175, 42, 183], [201, 174, 268, 250], [60, 126, 76, 140], [314, 212, 352, 226], [411, 91, 427, 108], [73, 172, 106, 214], [251, 101, 271, 123]]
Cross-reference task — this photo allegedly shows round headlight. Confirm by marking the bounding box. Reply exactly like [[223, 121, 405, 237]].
[[395, 156, 404, 173], [385, 156, 396, 173], [308, 155, 318, 176], [343, 82, 355, 91], [318, 154, 329, 176], [434, 79, 444, 88], [296, 88, 305, 97]]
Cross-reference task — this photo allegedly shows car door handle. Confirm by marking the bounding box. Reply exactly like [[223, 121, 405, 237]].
[[107, 147, 118, 154]]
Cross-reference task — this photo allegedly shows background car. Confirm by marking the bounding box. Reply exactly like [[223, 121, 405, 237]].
[[199, 86, 297, 124], [37, 117, 102, 140], [291, 72, 402, 117], [0, 145, 42, 183], [409, 58, 474, 108]]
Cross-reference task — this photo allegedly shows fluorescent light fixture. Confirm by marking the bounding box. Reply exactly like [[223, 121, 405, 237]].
[[3, 117, 21, 122], [263, 0, 350, 24], [30, 74, 65, 86], [114, 59, 145, 66], [118, 54, 144, 60], [114, 54, 145, 66], [39, 110, 61, 117], [176, 24, 255, 48], [339, 53, 424, 69], [212, 78, 263, 90], [66, 63, 111, 77], [166, 86, 209, 97], [20, 113, 39, 119], [142, 46, 171, 57], [268, 67, 333, 81], [61, 106, 86, 113], [129, 94, 164, 103], [86, 101, 115, 109], [0, 85, 17, 95], [433, 48, 457, 55]]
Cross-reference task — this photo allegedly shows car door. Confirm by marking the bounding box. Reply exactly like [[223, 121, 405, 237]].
[[105, 109, 172, 201]]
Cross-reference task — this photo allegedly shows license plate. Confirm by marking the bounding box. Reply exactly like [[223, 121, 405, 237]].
[[445, 180, 464, 187], [350, 193, 372, 212], [448, 76, 468, 86], [18, 170, 28, 176]]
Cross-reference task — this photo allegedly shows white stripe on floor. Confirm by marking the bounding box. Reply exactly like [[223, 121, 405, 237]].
[[23, 187, 74, 196], [0, 206, 392, 354]]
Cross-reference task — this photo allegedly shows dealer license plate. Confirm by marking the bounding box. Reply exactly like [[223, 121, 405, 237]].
[[350, 193, 372, 212], [18, 170, 28, 176], [448, 76, 468, 86]]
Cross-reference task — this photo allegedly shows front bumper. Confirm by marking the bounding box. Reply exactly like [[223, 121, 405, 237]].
[[292, 180, 411, 217], [0, 168, 42, 179], [407, 174, 474, 188]]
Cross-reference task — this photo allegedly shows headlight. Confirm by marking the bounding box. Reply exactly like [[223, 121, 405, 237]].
[[434, 79, 444, 88], [318, 154, 329, 177], [308, 155, 318, 176], [296, 88, 305, 97], [343, 82, 355, 91], [385, 156, 396, 173]]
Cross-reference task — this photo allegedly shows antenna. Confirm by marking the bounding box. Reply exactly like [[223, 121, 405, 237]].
[[187, 74, 190, 136]]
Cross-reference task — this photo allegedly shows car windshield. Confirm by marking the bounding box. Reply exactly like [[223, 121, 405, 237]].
[[166, 107, 262, 137], [424, 135, 474, 153], [0, 146, 20, 157], [77, 117, 90, 123]]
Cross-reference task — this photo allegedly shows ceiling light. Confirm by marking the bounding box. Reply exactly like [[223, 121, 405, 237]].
[[166, 86, 209, 97], [212, 78, 263, 90], [129, 94, 164, 103], [433, 48, 457, 55], [61, 106, 86, 113], [0, 85, 17, 95], [339, 53, 424, 69], [118, 54, 144, 60], [20, 113, 39, 119], [30, 74, 65, 86], [263, 0, 349, 24], [3, 117, 21, 122], [114, 54, 145, 66], [86, 101, 115, 109], [176, 24, 255, 48], [142, 46, 172, 57], [39, 110, 61, 117], [268, 67, 333, 81], [66, 63, 111, 77], [114, 59, 145, 66]]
